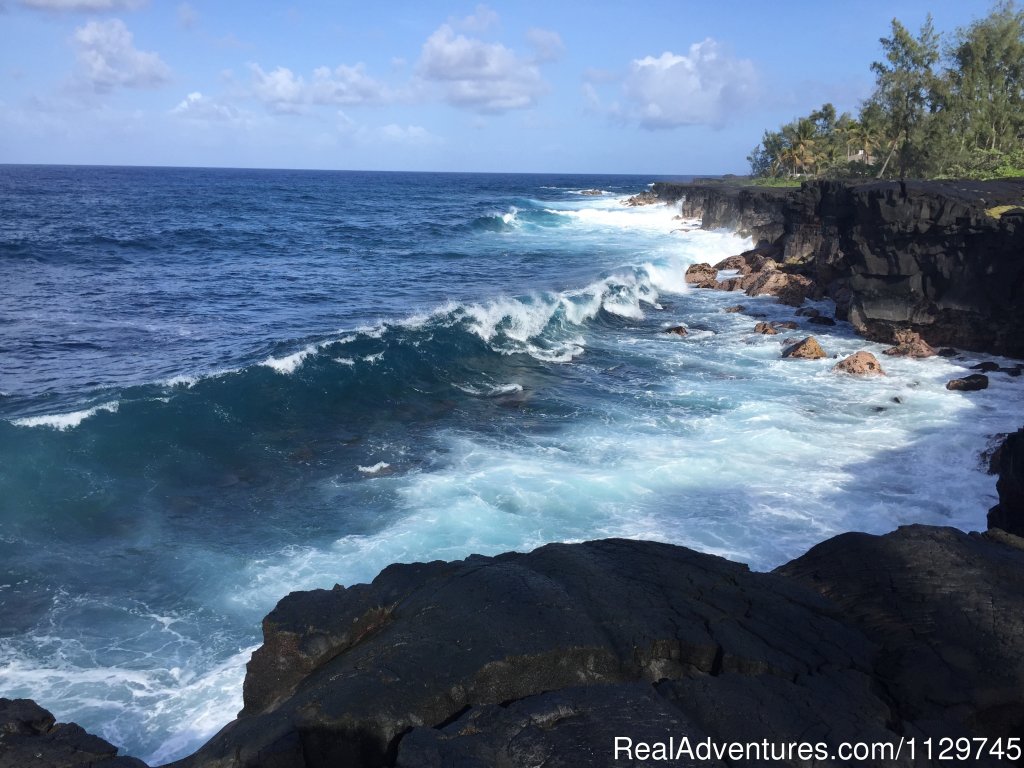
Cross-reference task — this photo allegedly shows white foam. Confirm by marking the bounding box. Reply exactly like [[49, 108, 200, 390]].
[[357, 462, 391, 474], [260, 345, 317, 375], [11, 401, 119, 431]]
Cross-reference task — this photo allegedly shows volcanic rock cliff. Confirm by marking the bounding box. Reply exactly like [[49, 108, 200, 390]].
[[654, 179, 1024, 358]]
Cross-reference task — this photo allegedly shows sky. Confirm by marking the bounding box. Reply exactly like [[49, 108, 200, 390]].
[[0, 0, 1001, 174]]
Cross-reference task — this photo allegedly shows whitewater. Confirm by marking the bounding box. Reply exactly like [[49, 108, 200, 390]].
[[1, 167, 1021, 763]]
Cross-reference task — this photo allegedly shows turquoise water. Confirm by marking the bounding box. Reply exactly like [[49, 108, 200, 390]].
[[1, 167, 1020, 762]]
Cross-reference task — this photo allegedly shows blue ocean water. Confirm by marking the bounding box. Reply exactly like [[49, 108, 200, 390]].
[[1, 166, 1022, 762]]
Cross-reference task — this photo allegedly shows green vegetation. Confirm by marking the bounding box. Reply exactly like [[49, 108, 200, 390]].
[[748, 2, 1024, 180]]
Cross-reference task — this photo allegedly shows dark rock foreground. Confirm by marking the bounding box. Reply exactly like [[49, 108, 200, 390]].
[[6, 521, 1024, 767], [654, 179, 1024, 358]]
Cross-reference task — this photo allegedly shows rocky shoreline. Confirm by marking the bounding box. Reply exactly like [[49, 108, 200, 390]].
[[5, 182, 1024, 768], [654, 179, 1024, 358]]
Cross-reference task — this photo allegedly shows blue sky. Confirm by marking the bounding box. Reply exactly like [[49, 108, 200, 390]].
[[0, 0, 998, 173]]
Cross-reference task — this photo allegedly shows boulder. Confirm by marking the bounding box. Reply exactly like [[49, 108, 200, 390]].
[[971, 361, 1001, 372], [713, 249, 778, 276], [834, 351, 886, 376], [988, 428, 1024, 536], [0, 698, 148, 768], [807, 316, 837, 326], [684, 263, 718, 288], [946, 374, 989, 391], [723, 304, 745, 313], [796, 307, 821, 318], [771, 321, 799, 330], [753, 322, 777, 335], [663, 325, 688, 337], [883, 329, 936, 358], [743, 270, 814, 307], [782, 336, 827, 359]]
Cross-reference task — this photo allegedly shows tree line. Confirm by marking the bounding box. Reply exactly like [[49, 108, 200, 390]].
[[748, 2, 1024, 180]]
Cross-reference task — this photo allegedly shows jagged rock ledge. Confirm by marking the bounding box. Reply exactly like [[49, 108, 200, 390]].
[[6, 432, 1024, 768], [654, 178, 1024, 358]]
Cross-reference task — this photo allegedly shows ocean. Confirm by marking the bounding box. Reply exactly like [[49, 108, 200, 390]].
[[1, 166, 1021, 763]]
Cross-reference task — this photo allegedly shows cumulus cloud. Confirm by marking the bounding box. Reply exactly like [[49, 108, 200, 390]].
[[620, 39, 759, 128], [417, 23, 547, 112], [248, 62, 388, 113], [20, 0, 143, 10], [73, 18, 169, 91], [171, 91, 237, 120]]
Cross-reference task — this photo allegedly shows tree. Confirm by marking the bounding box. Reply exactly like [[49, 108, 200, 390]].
[[869, 15, 943, 177], [946, 1, 1024, 154]]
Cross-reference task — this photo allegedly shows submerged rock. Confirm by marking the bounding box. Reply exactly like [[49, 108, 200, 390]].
[[834, 351, 886, 376], [782, 336, 826, 359], [723, 304, 745, 313], [663, 325, 688, 336], [946, 373, 989, 391]]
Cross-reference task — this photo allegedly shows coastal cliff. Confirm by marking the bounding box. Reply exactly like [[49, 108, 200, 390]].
[[655, 179, 1024, 358]]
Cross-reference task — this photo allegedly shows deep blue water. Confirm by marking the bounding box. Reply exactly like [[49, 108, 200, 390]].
[[1, 166, 1020, 762]]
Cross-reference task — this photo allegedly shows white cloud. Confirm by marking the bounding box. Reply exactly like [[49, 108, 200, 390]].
[[417, 23, 547, 113], [171, 91, 237, 120], [456, 4, 498, 33], [248, 62, 388, 113], [526, 28, 563, 63], [73, 18, 169, 91], [378, 123, 438, 145], [619, 39, 759, 128], [248, 64, 305, 112], [20, 0, 142, 10]]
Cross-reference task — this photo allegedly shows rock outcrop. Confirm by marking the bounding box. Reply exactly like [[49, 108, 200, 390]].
[[683, 262, 717, 288], [157, 523, 1024, 768], [778, 525, 1024, 744], [883, 329, 936, 358], [13, 498, 1024, 768], [988, 428, 1024, 536], [656, 179, 1024, 358], [0, 698, 148, 768]]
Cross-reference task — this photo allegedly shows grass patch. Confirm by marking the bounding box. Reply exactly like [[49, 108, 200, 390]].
[[746, 177, 804, 188], [985, 204, 1024, 218]]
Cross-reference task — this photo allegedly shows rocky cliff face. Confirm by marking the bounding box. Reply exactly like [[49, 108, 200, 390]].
[[656, 179, 1024, 358], [151, 525, 1023, 768]]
